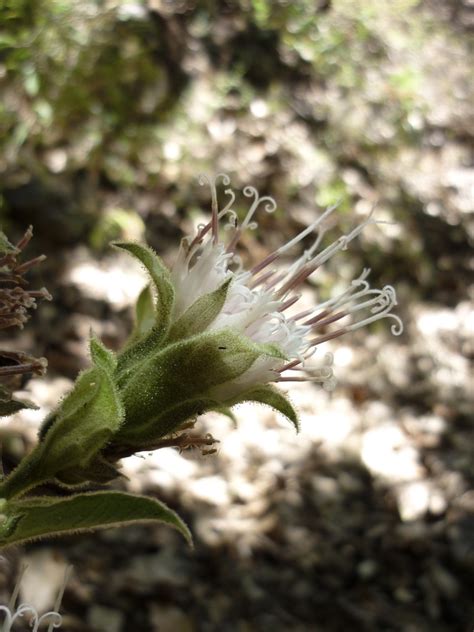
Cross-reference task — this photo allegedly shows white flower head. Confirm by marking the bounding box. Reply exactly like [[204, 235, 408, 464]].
[[109, 173, 403, 444], [169, 173, 403, 397]]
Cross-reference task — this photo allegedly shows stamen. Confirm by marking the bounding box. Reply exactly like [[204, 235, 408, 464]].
[[309, 310, 348, 329], [308, 328, 349, 346], [248, 269, 277, 289], [278, 294, 301, 312], [14, 254, 46, 275], [9, 563, 27, 612], [250, 251, 280, 275], [347, 311, 404, 336], [250, 203, 338, 275], [196, 173, 233, 246], [278, 358, 303, 372], [15, 225, 33, 252], [278, 203, 339, 256], [276, 260, 319, 297]]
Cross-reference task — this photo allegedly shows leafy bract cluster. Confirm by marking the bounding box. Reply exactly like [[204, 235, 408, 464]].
[[0, 241, 296, 548]]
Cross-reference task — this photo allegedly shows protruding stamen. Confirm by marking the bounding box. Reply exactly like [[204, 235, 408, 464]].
[[196, 173, 233, 246], [250, 204, 338, 276], [276, 260, 319, 297], [241, 186, 277, 231], [14, 254, 46, 275], [278, 203, 339, 256], [250, 251, 280, 275], [309, 328, 349, 346], [278, 294, 301, 312], [309, 310, 347, 329], [248, 269, 277, 289], [347, 311, 404, 336], [15, 225, 33, 252], [9, 563, 28, 612]]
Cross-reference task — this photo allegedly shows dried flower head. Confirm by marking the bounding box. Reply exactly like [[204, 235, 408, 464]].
[[0, 227, 50, 416]]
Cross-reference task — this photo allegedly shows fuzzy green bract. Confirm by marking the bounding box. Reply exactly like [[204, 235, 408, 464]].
[[0, 337, 124, 500]]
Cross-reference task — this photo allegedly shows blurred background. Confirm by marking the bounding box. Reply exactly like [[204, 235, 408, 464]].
[[0, 0, 473, 630]]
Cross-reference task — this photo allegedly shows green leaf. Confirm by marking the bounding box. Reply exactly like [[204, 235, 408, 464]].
[[114, 242, 175, 379], [0, 384, 38, 417], [116, 328, 269, 442], [114, 242, 175, 342], [167, 277, 232, 343], [0, 366, 125, 499], [130, 284, 155, 342], [228, 384, 299, 431], [0, 397, 37, 417], [0, 491, 192, 548], [90, 334, 117, 374], [54, 455, 122, 487]]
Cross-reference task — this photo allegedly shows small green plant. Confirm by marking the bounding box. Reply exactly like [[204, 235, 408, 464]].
[[0, 175, 402, 548]]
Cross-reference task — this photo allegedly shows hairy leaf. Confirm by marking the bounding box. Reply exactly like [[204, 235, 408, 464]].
[[90, 334, 117, 374], [114, 243, 175, 379], [227, 384, 299, 431], [0, 366, 124, 499], [130, 284, 155, 342], [116, 328, 275, 442], [167, 277, 232, 343], [0, 492, 192, 548]]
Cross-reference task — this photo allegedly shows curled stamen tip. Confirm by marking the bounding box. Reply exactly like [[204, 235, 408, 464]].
[[390, 315, 404, 335], [323, 352, 334, 365], [323, 376, 338, 392]]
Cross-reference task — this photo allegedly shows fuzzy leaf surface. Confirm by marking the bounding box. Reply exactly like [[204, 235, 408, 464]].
[[114, 243, 175, 380], [89, 334, 117, 374], [130, 284, 155, 342], [116, 328, 281, 442], [227, 384, 299, 431], [167, 278, 232, 343], [0, 491, 191, 547], [0, 366, 124, 499]]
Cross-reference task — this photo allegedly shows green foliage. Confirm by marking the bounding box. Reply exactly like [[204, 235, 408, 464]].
[[167, 278, 232, 342], [0, 384, 37, 417], [114, 242, 175, 378], [0, 346, 124, 499], [0, 491, 192, 547], [117, 326, 284, 445], [130, 284, 155, 343], [227, 384, 299, 432], [0, 238, 298, 545]]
